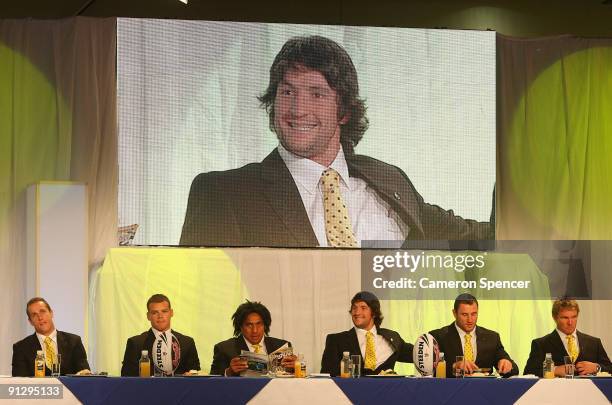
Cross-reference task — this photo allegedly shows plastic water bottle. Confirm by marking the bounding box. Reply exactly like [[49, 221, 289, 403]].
[[340, 352, 351, 378], [34, 350, 45, 377], [543, 353, 554, 379], [139, 350, 151, 377]]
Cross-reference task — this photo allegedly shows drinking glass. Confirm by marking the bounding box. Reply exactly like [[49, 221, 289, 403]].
[[350, 355, 362, 378], [563, 356, 575, 379], [454, 356, 465, 378], [51, 354, 61, 377]]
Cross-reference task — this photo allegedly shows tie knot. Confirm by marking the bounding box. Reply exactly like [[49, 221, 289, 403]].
[[253, 344, 261, 353], [465, 334, 471, 339], [366, 331, 373, 338], [45, 336, 52, 343], [320, 168, 340, 190], [567, 335, 574, 341]]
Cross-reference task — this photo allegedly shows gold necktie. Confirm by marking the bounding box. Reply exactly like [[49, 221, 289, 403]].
[[320, 168, 357, 247], [567, 335, 579, 362], [364, 331, 376, 370], [44, 337, 56, 370], [464, 334, 474, 362], [253, 344, 261, 354]]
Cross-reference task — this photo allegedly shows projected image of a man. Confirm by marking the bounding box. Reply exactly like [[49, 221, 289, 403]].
[[180, 35, 492, 248]]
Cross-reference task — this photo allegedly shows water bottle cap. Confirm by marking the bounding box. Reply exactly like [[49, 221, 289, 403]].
[[37, 350, 44, 355], [142, 350, 148, 355], [343, 351, 350, 357]]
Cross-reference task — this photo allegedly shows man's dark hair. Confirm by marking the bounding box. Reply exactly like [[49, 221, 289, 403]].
[[453, 293, 478, 312], [258, 35, 369, 155], [349, 291, 384, 328], [147, 294, 171, 311], [26, 297, 52, 319], [232, 300, 272, 336]]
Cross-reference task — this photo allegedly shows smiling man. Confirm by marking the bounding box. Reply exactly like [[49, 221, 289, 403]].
[[12, 297, 90, 376], [210, 301, 293, 376], [121, 294, 200, 376], [180, 35, 492, 248], [524, 299, 611, 376], [429, 293, 518, 377], [320, 291, 413, 376]]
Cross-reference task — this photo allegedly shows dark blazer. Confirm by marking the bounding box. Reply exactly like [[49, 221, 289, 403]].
[[210, 335, 291, 376], [12, 331, 90, 376], [429, 323, 518, 378], [180, 149, 492, 247], [121, 329, 200, 376], [524, 330, 612, 376], [320, 327, 413, 376]]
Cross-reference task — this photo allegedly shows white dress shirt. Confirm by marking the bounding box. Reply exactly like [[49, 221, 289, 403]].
[[556, 329, 579, 357], [354, 326, 394, 369], [455, 323, 478, 360], [278, 144, 407, 247], [36, 329, 58, 364]]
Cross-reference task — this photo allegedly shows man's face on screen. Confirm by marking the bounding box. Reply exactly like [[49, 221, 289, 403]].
[[241, 312, 265, 345], [351, 301, 375, 330], [147, 301, 173, 332], [27, 301, 55, 336], [554, 308, 578, 335], [274, 66, 347, 167]]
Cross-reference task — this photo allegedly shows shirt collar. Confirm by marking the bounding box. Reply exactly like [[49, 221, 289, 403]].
[[152, 327, 171, 340], [36, 329, 57, 342], [556, 328, 578, 340], [243, 336, 265, 350], [455, 323, 477, 339], [277, 143, 351, 194], [354, 325, 378, 337]]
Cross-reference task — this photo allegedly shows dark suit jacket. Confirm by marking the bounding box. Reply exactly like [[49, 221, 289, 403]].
[[210, 335, 291, 376], [121, 329, 200, 376], [429, 323, 518, 378], [524, 330, 612, 376], [320, 327, 413, 376], [180, 149, 492, 247], [12, 331, 90, 376]]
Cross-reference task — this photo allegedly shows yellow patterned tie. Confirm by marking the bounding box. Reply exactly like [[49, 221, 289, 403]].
[[320, 168, 358, 247], [364, 331, 376, 370], [567, 335, 579, 363], [44, 337, 56, 370], [464, 334, 474, 362], [253, 344, 261, 354]]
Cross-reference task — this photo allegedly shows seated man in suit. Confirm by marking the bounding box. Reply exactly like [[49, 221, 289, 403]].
[[524, 299, 611, 376], [121, 294, 200, 376], [211, 300, 294, 376], [321, 291, 413, 376], [12, 297, 90, 376], [429, 293, 518, 377], [180, 35, 492, 248]]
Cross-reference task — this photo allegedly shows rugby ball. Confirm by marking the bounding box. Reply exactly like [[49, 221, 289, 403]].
[[413, 333, 440, 376]]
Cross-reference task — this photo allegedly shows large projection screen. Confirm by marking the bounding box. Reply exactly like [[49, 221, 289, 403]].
[[117, 19, 496, 247]]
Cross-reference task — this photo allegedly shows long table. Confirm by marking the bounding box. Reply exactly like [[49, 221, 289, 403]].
[[54, 376, 612, 405]]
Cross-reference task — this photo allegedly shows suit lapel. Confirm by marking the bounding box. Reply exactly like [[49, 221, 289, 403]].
[[236, 336, 249, 355], [549, 330, 569, 357], [447, 323, 464, 360], [261, 150, 318, 246], [346, 156, 425, 238], [347, 329, 362, 358], [474, 326, 486, 364], [575, 331, 587, 362]]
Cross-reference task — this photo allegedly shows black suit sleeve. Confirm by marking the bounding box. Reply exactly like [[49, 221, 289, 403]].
[[491, 335, 518, 377], [210, 342, 232, 376], [69, 336, 91, 373], [121, 338, 139, 377], [394, 334, 414, 364], [320, 334, 341, 376], [182, 337, 201, 372], [180, 173, 240, 246], [594, 338, 612, 373], [523, 339, 545, 377], [11, 343, 31, 377]]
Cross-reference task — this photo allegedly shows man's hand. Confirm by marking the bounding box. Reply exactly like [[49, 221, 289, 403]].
[[453, 360, 478, 374], [554, 365, 566, 377], [576, 361, 599, 375], [497, 359, 512, 375], [76, 369, 92, 376], [281, 355, 297, 370], [226, 357, 248, 376]]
